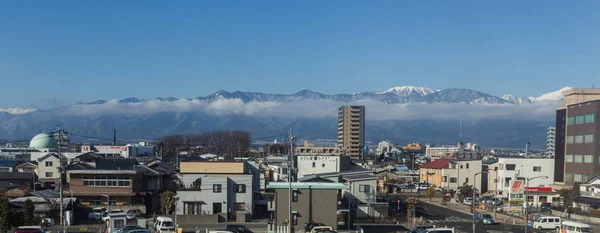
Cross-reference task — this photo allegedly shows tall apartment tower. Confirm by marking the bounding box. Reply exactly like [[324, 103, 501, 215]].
[[337, 105, 365, 158], [546, 127, 556, 157], [554, 88, 600, 184]]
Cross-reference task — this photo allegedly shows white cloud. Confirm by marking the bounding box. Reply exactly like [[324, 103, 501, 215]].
[[57, 97, 559, 121]]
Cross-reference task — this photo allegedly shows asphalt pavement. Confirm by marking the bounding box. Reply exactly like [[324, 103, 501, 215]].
[[415, 201, 556, 233]]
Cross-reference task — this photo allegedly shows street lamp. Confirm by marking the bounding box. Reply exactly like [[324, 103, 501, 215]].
[[172, 196, 180, 233], [472, 171, 486, 233], [524, 176, 548, 233]]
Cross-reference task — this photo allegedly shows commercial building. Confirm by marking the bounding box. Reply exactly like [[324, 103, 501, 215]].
[[296, 155, 351, 178], [295, 140, 345, 156], [546, 127, 556, 157], [425, 146, 459, 160], [80, 142, 154, 159], [337, 105, 365, 158], [266, 182, 347, 232], [555, 88, 600, 184], [486, 158, 554, 198]]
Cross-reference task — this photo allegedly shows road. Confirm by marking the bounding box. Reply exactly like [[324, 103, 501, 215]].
[[415, 201, 555, 233]]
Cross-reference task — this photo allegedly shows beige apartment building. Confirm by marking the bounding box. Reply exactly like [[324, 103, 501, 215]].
[[337, 105, 365, 158]]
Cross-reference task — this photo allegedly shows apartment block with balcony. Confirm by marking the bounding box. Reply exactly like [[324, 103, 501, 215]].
[[555, 88, 600, 184], [337, 105, 365, 158], [66, 158, 163, 214], [546, 127, 556, 157], [175, 160, 254, 219]]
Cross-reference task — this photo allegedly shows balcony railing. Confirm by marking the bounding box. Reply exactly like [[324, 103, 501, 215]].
[[581, 191, 600, 198]]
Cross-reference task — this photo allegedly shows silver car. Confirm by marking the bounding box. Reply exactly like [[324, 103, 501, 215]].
[[478, 214, 495, 225]]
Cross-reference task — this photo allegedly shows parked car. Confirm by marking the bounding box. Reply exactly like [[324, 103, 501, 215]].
[[478, 214, 495, 225], [88, 207, 106, 220], [533, 216, 561, 230], [14, 226, 46, 233], [463, 197, 473, 205], [310, 226, 335, 233], [153, 216, 175, 233], [540, 202, 553, 212], [102, 209, 124, 222], [225, 225, 253, 233], [114, 225, 143, 233], [423, 228, 454, 233], [408, 225, 433, 233], [304, 223, 325, 232], [126, 209, 142, 219]]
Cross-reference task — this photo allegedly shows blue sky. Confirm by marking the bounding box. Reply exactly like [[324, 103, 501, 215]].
[[1, 1, 600, 109]]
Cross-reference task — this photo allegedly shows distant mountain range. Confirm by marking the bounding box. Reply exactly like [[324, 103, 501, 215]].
[[0, 86, 567, 148]]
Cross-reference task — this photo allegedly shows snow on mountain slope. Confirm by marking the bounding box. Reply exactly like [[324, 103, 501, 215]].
[[0, 108, 37, 114], [379, 86, 436, 97], [535, 86, 572, 101], [501, 94, 534, 104]]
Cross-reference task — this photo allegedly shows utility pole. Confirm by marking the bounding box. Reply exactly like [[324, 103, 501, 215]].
[[57, 125, 65, 233], [287, 128, 295, 233]]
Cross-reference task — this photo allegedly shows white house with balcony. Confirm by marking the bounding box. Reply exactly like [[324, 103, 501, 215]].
[[486, 158, 555, 198], [573, 176, 600, 212]]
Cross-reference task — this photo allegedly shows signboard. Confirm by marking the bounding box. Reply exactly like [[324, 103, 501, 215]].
[[298, 156, 336, 161], [511, 180, 524, 194], [524, 187, 552, 192]]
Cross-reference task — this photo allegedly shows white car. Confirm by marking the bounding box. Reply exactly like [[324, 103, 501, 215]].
[[88, 207, 106, 220], [463, 197, 473, 205], [102, 209, 124, 222]]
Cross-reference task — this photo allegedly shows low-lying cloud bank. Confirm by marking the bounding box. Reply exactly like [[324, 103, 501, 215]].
[[0, 108, 37, 114], [59, 98, 559, 121]]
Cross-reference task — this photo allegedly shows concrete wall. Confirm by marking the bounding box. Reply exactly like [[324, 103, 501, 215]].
[[176, 174, 253, 215], [346, 179, 376, 204], [274, 188, 339, 232], [180, 161, 245, 174]]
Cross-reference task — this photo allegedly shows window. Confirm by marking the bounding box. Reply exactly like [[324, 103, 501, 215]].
[[574, 155, 583, 163], [574, 174, 583, 183], [504, 178, 511, 187], [23, 168, 34, 173], [539, 196, 548, 203], [292, 190, 298, 202], [575, 135, 584, 143], [465, 178, 469, 183], [494, 179, 497, 184], [584, 155, 593, 163], [585, 134, 594, 143], [45, 172, 53, 177], [312, 162, 315, 168], [466, 163, 469, 169], [95, 176, 106, 186], [292, 213, 298, 225], [567, 117, 575, 125], [566, 155, 573, 163], [234, 184, 246, 193], [585, 113, 595, 123], [184, 202, 202, 215], [359, 185, 371, 193], [191, 178, 202, 190], [460, 165, 463, 169], [213, 184, 222, 193], [45, 161, 53, 167], [449, 178, 457, 183], [576, 115, 584, 124], [565, 173, 573, 182], [117, 177, 130, 187], [533, 166, 542, 172], [505, 164, 516, 171], [107, 176, 118, 187], [567, 136, 574, 144], [322, 164, 325, 167], [113, 219, 125, 229], [281, 168, 288, 174]]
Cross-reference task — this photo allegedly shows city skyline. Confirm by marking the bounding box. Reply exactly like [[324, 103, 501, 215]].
[[2, 1, 600, 108]]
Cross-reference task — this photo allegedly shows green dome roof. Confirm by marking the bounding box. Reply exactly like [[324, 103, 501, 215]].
[[29, 133, 58, 149]]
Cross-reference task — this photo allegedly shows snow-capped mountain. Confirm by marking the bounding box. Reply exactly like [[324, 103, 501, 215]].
[[0, 108, 37, 114], [534, 86, 572, 101], [501, 95, 534, 104], [378, 86, 436, 97]]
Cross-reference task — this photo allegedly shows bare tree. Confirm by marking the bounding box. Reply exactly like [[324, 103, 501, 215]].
[[160, 190, 176, 214]]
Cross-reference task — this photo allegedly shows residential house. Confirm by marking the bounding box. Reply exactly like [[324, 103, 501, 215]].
[[296, 155, 351, 178], [0, 160, 16, 172], [175, 160, 254, 218], [441, 160, 483, 192], [37, 153, 66, 188], [573, 176, 600, 212], [66, 158, 163, 214], [419, 158, 454, 187], [488, 158, 555, 198], [0, 172, 33, 192], [16, 161, 38, 174], [266, 182, 347, 232], [376, 141, 393, 155]]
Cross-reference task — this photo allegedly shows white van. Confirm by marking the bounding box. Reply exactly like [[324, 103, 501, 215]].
[[533, 216, 561, 230], [560, 221, 592, 233], [153, 216, 175, 233], [423, 228, 454, 233]]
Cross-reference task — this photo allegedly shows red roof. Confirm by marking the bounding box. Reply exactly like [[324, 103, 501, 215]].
[[420, 158, 454, 169]]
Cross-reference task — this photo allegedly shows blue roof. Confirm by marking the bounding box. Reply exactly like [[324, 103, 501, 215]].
[[0, 160, 16, 167], [395, 165, 409, 171]]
